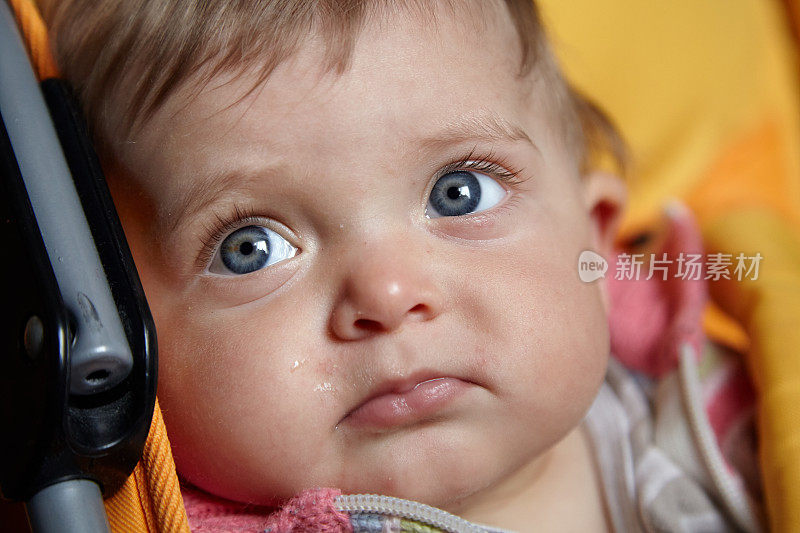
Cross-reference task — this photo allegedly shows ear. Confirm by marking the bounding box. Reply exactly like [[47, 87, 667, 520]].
[[582, 170, 626, 258], [582, 171, 626, 313]]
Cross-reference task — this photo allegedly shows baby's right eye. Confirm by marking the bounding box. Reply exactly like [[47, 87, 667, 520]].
[[208, 225, 297, 275]]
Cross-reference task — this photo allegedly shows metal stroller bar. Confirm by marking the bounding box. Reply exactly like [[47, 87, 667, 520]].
[[0, 1, 157, 531], [0, 0, 132, 398]]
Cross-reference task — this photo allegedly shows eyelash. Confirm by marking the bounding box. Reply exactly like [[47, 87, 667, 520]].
[[435, 150, 528, 187], [197, 153, 528, 269]]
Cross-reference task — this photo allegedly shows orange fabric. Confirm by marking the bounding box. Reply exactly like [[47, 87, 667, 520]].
[[702, 302, 750, 355], [686, 118, 800, 230], [8, 1, 189, 531], [783, 0, 800, 47], [105, 401, 190, 533], [7, 0, 57, 80]]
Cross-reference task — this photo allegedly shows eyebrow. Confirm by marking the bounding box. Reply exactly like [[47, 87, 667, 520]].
[[161, 167, 263, 235], [161, 112, 536, 234], [416, 111, 536, 152]]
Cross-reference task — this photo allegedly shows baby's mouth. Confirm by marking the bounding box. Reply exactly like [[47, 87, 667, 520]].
[[339, 375, 477, 431]]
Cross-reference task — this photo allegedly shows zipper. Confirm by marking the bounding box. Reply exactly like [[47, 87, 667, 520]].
[[335, 494, 515, 533], [677, 343, 761, 533]]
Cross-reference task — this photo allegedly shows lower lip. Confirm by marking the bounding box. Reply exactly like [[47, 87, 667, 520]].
[[343, 377, 472, 430]]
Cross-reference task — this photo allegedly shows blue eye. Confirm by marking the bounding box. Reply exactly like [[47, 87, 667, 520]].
[[425, 170, 507, 218], [209, 225, 297, 275]]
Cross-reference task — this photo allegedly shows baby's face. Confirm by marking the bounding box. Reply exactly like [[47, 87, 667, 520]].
[[111, 4, 617, 508]]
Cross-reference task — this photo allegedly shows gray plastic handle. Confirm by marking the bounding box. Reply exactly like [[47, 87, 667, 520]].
[[0, 0, 133, 394], [26, 480, 111, 533]]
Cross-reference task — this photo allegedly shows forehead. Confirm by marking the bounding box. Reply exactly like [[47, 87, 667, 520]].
[[115, 1, 556, 226], [123, 3, 535, 149]]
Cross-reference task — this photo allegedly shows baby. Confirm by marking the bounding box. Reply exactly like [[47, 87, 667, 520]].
[[40, 0, 759, 531]]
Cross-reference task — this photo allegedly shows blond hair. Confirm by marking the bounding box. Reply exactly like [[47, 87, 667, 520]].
[[41, 0, 624, 171]]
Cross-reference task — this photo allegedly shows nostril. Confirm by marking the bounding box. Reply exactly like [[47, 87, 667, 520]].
[[409, 304, 427, 314], [354, 318, 383, 332]]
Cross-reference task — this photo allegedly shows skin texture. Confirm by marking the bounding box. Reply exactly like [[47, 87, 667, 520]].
[[107, 3, 623, 528]]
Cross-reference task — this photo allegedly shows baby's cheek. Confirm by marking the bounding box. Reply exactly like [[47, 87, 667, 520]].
[[154, 307, 335, 502], [489, 236, 606, 433]]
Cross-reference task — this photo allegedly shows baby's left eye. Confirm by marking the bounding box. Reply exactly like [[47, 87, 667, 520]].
[[425, 170, 507, 218]]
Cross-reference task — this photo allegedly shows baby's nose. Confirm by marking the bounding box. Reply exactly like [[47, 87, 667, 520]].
[[329, 249, 443, 340]]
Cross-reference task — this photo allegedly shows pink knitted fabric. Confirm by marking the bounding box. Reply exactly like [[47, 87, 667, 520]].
[[607, 204, 707, 377], [182, 485, 352, 532], [607, 204, 757, 489]]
